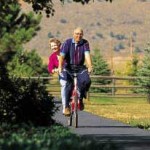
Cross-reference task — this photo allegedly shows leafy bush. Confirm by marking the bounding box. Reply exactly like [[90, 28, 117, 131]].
[[110, 32, 127, 40], [0, 75, 55, 126], [60, 19, 67, 24], [114, 42, 125, 51], [137, 0, 147, 2], [134, 47, 142, 53], [0, 124, 118, 150], [48, 32, 54, 38], [96, 33, 104, 39]]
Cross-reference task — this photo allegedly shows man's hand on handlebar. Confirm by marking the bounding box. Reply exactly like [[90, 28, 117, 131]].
[[88, 66, 93, 74], [52, 68, 58, 73], [52, 68, 62, 74], [58, 67, 63, 74]]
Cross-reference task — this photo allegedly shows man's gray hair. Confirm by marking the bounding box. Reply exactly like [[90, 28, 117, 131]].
[[74, 27, 83, 33]]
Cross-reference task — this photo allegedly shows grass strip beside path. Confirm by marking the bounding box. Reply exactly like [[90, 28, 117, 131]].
[[84, 98, 150, 130]]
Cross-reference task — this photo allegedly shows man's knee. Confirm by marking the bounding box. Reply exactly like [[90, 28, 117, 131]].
[[79, 76, 91, 86]]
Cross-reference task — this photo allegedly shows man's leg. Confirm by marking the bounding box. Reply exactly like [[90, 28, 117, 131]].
[[63, 80, 73, 115], [77, 70, 91, 110]]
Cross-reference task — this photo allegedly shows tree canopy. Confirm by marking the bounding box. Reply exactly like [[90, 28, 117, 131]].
[[0, 0, 54, 125]]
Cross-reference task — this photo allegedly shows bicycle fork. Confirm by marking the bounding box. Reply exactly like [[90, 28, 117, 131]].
[[68, 74, 79, 128], [71, 75, 78, 111]]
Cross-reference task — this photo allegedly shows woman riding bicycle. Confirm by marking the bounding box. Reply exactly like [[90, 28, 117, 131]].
[[58, 27, 93, 116]]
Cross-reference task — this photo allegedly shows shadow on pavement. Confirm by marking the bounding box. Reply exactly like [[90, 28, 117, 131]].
[[54, 101, 150, 150]]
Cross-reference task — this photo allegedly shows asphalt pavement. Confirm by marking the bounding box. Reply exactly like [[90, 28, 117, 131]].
[[53, 101, 150, 150]]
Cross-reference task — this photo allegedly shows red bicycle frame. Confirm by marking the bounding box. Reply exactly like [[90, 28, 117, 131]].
[[64, 68, 87, 128]]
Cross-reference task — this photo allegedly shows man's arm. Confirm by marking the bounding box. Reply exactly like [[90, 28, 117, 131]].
[[85, 52, 93, 73]]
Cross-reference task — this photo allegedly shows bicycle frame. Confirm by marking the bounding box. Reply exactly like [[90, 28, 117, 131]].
[[70, 72, 78, 128], [64, 67, 87, 128]]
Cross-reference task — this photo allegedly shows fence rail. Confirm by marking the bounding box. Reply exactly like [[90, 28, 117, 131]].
[[22, 75, 147, 100]]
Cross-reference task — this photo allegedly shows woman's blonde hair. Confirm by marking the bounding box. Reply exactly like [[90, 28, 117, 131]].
[[49, 38, 61, 48]]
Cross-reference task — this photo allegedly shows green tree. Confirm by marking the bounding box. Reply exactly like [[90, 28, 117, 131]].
[[0, 0, 54, 125], [7, 50, 48, 77], [92, 51, 111, 76], [91, 49, 111, 93], [124, 55, 140, 94], [0, 0, 41, 66], [0, 1, 41, 51], [137, 44, 150, 103], [126, 55, 139, 77], [0, 0, 48, 77]]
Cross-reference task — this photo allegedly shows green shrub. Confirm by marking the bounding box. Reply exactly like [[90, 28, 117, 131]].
[[136, 44, 150, 102], [91, 49, 111, 93], [0, 124, 118, 150], [0, 76, 55, 126], [7, 49, 49, 77]]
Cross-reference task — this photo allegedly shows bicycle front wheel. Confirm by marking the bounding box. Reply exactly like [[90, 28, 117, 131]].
[[67, 114, 72, 126], [72, 94, 78, 128], [72, 111, 78, 128]]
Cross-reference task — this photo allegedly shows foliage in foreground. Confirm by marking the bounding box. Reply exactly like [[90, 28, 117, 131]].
[[0, 75, 55, 126], [0, 0, 54, 126], [0, 124, 118, 150]]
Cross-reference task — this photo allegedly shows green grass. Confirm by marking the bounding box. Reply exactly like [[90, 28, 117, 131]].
[[85, 97, 150, 130]]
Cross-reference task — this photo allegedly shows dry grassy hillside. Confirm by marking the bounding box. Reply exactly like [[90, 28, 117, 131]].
[[21, 0, 150, 71]]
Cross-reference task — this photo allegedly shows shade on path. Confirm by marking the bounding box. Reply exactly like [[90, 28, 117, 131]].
[[54, 101, 150, 150]]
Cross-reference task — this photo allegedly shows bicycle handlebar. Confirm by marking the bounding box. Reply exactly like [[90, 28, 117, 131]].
[[63, 68, 87, 78]]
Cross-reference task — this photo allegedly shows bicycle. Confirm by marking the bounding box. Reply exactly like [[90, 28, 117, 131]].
[[64, 66, 87, 128]]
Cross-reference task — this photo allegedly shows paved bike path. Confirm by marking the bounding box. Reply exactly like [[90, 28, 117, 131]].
[[54, 101, 150, 150]]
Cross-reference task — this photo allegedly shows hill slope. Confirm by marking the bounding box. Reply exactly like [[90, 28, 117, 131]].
[[21, 0, 150, 64]]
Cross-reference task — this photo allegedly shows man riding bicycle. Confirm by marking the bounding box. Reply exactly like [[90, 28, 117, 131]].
[[58, 27, 93, 116]]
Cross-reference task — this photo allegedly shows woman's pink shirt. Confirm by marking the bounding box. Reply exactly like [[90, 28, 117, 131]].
[[48, 51, 59, 74]]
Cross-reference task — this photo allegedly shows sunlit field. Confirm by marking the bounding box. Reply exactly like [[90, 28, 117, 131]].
[[85, 98, 150, 129]]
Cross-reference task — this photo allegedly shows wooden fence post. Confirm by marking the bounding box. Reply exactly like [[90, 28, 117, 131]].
[[86, 92, 90, 101], [112, 78, 116, 96]]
